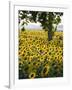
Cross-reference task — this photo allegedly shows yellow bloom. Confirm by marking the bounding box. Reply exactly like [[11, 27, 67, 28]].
[[29, 72, 36, 79], [41, 65, 50, 77], [29, 56, 33, 61]]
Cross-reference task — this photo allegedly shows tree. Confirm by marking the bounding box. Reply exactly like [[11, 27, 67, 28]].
[[18, 10, 30, 31], [54, 15, 62, 31], [19, 10, 63, 41]]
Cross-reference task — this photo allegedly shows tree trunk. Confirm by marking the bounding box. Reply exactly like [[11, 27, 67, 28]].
[[47, 12, 54, 41], [55, 25, 57, 31], [48, 31, 52, 41]]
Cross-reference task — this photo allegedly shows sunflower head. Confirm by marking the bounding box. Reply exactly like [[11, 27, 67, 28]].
[[29, 72, 36, 79], [41, 65, 50, 77]]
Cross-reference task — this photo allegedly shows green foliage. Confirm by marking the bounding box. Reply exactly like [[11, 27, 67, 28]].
[[19, 10, 63, 41]]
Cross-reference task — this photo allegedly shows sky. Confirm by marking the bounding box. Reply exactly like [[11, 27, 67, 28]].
[[19, 16, 63, 31], [24, 22, 42, 30]]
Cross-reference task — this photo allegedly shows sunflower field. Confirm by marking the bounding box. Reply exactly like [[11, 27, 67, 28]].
[[19, 30, 63, 79]]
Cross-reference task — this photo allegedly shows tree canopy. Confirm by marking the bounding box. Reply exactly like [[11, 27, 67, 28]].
[[18, 10, 63, 41]]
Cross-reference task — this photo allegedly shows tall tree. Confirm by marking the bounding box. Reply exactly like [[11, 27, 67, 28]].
[[19, 10, 63, 41]]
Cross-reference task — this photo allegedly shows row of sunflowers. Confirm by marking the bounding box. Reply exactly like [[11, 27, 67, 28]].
[[19, 30, 63, 79]]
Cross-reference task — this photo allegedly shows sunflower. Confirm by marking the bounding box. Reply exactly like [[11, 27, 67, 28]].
[[19, 30, 63, 78], [19, 51, 25, 57], [40, 56, 45, 61], [44, 55, 48, 61], [56, 55, 59, 60], [48, 46, 53, 52], [54, 52, 59, 60], [19, 45, 24, 51], [18, 46, 22, 51], [29, 56, 33, 61], [48, 55, 52, 61], [41, 65, 50, 77], [18, 50, 22, 56], [29, 72, 36, 79], [35, 61, 41, 67], [23, 56, 28, 61], [58, 56, 63, 63], [59, 56, 63, 61], [19, 60, 23, 65]]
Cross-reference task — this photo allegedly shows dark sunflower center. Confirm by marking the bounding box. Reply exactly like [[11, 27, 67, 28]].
[[43, 68, 47, 73], [31, 74, 34, 77], [49, 52, 51, 55]]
